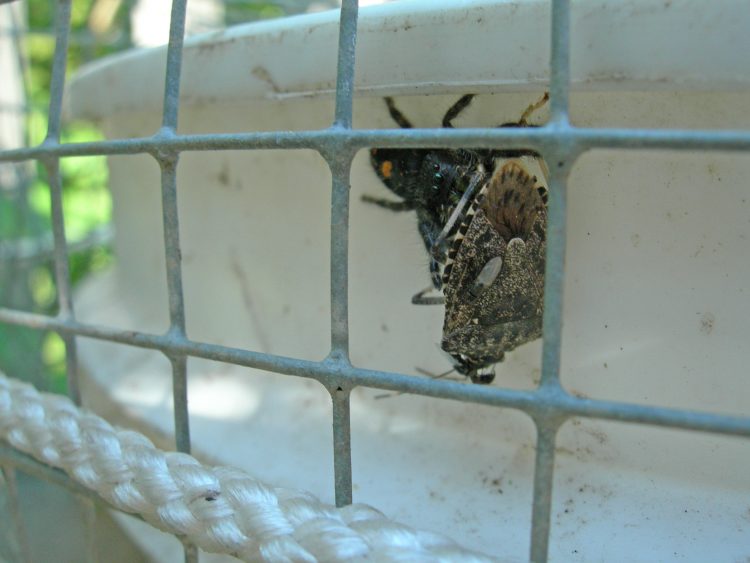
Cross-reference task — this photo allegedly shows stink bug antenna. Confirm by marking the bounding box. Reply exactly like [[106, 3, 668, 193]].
[[373, 366, 457, 400]]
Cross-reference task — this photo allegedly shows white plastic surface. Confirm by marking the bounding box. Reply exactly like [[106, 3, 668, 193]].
[[68, 1, 750, 561], [67, 0, 750, 121]]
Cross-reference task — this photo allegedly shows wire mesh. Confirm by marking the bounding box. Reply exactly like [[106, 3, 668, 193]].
[[1, 1, 750, 562]]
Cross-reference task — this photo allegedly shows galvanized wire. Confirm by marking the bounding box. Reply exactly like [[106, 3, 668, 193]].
[[531, 4, 572, 556], [42, 0, 80, 406], [1, 1, 750, 562], [1, 464, 32, 563]]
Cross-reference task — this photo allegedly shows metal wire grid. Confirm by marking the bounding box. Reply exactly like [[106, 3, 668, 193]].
[[1, 0, 750, 561]]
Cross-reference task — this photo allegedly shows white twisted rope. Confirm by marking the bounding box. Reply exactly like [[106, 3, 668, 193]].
[[0, 372, 495, 562]]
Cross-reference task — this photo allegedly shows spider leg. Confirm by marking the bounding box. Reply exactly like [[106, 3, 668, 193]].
[[517, 91, 549, 126], [488, 92, 551, 160], [430, 169, 486, 259], [429, 257, 443, 290], [442, 94, 475, 128], [361, 195, 415, 211], [411, 285, 445, 305], [384, 97, 413, 129], [497, 91, 550, 128], [416, 211, 446, 289]]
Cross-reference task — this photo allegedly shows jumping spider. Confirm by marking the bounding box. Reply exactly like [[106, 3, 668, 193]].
[[364, 93, 547, 302]]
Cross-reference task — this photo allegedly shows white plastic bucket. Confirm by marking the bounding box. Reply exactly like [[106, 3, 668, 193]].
[[68, 1, 750, 560]]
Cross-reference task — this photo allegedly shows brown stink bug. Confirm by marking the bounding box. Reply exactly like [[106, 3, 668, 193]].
[[440, 160, 548, 383]]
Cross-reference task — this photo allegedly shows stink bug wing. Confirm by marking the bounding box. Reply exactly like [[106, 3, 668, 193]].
[[442, 208, 507, 334], [481, 160, 547, 240], [442, 211, 544, 348], [472, 235, 545, 329]]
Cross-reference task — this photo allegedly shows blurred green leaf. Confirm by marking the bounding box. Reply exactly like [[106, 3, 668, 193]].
[[2, 0, 120, 392]]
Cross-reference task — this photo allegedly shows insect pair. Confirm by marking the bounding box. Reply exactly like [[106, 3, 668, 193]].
[[365, 94, 549, 383]]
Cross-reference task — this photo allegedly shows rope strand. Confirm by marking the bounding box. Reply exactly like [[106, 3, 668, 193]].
[[0, 372, 495, 562]]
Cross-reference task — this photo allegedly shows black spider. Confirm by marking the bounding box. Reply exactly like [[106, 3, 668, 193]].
[[364, 93, 547, 301]]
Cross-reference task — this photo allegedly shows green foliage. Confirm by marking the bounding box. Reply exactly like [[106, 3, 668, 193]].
[[0, 0, 119, 392], [226, 2, 286, 24]]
